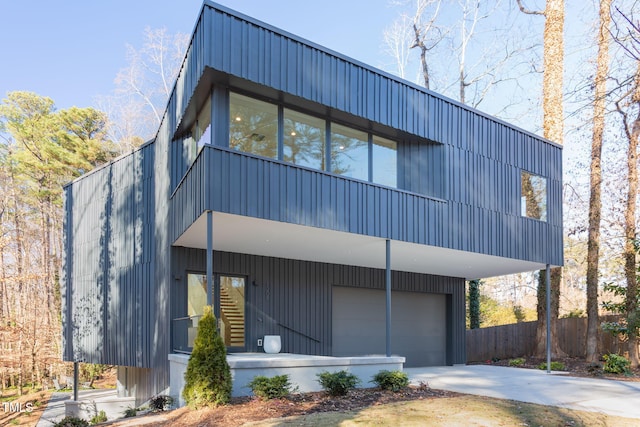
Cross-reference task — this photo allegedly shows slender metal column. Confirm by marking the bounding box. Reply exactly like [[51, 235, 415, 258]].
[[385, 239, 391, 357], [206, 211, 213, 307], [546, 265, 551, 374], [73, 362, 79, 401]]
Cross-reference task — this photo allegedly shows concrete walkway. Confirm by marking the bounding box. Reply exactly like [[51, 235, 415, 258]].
[[36, 389, 117, 426], [405, 365, 640, 419]]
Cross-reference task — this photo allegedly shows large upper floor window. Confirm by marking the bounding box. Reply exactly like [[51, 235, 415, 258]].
[[331, 124, 368, 180], [229, 92, 278, 159], [228, 91, 398, 188], [188, 97, 211, 162], [283, 108, 326, 170], [372, 136, 397, 187], [521, 171, 547, 221]]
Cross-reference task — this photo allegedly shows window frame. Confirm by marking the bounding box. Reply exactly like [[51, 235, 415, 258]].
[[520, 170, 548, 222], [227, 90, 399, 188]]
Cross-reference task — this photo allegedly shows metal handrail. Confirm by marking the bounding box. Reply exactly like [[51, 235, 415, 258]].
[[277, 322, 320, 343]]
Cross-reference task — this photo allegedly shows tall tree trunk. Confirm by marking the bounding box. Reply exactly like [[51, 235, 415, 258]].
[[9, 166, 24, 321], [624, 64, 640, 368], [535, 268, 565, 357], [412, 23, 431, 90], [586, 0, 611, 363], [0, 244, 6, 323], [527, 0, 566, 359]]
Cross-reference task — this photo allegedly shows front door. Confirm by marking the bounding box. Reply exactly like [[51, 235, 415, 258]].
[[187, 273, 246, 349], [218, 276, 246, 349]]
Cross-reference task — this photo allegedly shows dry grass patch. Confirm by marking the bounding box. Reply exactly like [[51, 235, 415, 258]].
[[244, 395, 640, 427], [0, 388, 52, 426]]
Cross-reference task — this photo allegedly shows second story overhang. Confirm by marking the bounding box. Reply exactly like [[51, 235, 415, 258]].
[[170, 145, 562, 280]]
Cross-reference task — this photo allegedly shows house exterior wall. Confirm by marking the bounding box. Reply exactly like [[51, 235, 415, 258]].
[[62, 144, 155, 367], [172, 143, 559, 266], [169, 1, 562, 266], [170, 248, 466, 364], [61, 1, 562, 403], [62, 115, 178, 404]]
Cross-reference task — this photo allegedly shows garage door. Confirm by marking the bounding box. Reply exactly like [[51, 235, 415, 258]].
[[332, 286, 446, 367]]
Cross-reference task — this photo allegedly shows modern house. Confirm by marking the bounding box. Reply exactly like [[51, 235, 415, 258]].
[[61, 1, 563, 404]]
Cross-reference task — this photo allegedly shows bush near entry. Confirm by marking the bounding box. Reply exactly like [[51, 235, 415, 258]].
[[182, 306, 232, 408]]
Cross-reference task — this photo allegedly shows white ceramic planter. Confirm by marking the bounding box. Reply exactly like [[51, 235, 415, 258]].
[[263, 335, 281, 354]]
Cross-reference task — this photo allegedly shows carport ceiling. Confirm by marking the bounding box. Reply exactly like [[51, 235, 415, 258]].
[[173, 212, 547, 280]]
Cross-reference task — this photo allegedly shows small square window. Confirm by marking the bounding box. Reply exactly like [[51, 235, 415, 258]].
[[521, 171, 547, 221]]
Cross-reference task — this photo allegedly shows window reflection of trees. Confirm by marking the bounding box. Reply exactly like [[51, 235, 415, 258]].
[[229, 94, 278, 159], [331, 125, 368, 179], [284, 112, 325, 170], [228, 92, 396, 186], [521, 172, 547, 221]]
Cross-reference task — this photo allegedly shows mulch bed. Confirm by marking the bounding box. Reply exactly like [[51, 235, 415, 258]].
[[109, 357, 640, 426], [477, 356, 640, 381], [112, 385, 457, 426]]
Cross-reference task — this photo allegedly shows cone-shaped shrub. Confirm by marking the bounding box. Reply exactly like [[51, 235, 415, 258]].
[[182, 306, 232, 408]]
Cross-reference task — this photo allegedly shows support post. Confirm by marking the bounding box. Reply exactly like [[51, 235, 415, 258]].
[[546, 264, 551, 374], [73, 362, 79, 401], [385, 239, 391, 357], [206, 211, 213, 308]]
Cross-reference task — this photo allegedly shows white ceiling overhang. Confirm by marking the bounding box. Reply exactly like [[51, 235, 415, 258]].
[[173, 212, 548, 280]]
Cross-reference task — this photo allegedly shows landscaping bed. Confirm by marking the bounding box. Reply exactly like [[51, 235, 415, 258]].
[[109, 385, 456, 427], [479, 356, 640, 381]]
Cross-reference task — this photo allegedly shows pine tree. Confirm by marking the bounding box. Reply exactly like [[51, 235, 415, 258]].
[[182, 306, 232, 408]]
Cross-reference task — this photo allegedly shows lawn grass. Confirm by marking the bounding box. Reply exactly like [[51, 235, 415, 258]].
[[243, 395, 640, 427]]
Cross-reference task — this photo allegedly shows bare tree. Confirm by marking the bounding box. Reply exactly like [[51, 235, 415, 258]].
[[614, 66, 640, 367], [585, 0, 612, 364], [609, 0, 640, 368], [383, 14, 414, 79], [407, 0, 444, 89], [98, 27, 189, 151], [517, 0, 567, 358], [455, 0, 503, 105]]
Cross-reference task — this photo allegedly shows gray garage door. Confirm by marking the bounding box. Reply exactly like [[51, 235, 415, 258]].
[[332, 286, 446, 367]]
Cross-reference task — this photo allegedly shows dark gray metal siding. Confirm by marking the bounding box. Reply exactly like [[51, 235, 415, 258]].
[[171, 248, 466, 364], [176, 4, 489, 141], [61, 138, 170, 402], [172, 3, 561, 149], [62, 144, 156, 367], [171, 145, 562, 265], [166, 2, 562, 265]]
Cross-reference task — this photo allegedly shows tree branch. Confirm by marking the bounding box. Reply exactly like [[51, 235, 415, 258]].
[[516, 0, 544, 16]]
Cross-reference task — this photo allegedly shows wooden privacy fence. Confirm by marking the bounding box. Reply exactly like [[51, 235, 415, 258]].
[[466, 315, 630, 362]]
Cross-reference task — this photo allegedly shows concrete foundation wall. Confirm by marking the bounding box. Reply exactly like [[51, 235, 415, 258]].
[[169, 353, 405, 405]]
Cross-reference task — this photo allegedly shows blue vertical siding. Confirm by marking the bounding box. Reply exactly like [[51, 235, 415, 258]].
[[171, 248, 466, 364], [61, 142, 162, 402], [164, 2, 562, 264], [171, 145, 562, 266]]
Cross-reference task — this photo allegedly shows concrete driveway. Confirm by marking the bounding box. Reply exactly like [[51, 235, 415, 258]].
[[405, 365, 640, 419]]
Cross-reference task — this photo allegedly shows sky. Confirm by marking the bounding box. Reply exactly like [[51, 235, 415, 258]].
[[0, 0, 395, 111]]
